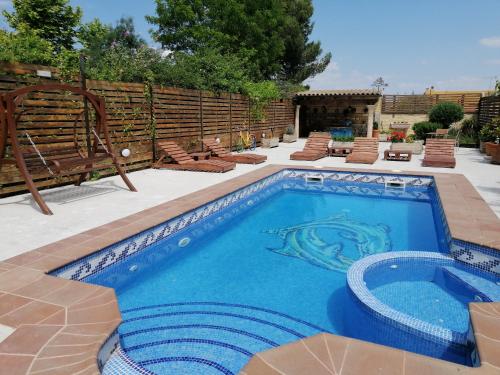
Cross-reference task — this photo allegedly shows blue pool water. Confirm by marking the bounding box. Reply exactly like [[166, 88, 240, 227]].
[[86, 179, 497, 374]]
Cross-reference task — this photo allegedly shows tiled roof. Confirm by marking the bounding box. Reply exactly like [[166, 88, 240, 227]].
[[296, 89, 380, 97]]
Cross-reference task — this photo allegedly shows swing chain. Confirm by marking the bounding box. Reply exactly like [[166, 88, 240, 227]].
[[25, 132, 54, 175]]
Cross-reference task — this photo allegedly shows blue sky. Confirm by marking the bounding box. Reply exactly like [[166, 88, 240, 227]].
[[1, 0, 499, 93]]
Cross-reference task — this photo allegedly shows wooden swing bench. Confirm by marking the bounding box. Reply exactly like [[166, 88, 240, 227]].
[[0, 84, 137, 215]]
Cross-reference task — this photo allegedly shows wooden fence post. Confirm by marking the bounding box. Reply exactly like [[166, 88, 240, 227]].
[[199, 90, 204, 151], [229, 93, 233, 150], [79, 54, 91, 157], [248, 97, 251, 134], [148, 83, 156, 162]]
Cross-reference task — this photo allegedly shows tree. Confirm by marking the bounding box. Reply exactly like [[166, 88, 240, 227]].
[[0, 27, 55, 65], [279, 0, 331, 83], [146, 0, 330, 83], [80, 18, 145, 60], [428, 102, 464, 128], [372, 77, 388, 93], [3, 0, 82, 51]]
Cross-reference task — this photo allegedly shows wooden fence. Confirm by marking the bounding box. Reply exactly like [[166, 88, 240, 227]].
[[0, 63, 295, 196], [382, 93, 483, 114], [478, 95, 500, 128]]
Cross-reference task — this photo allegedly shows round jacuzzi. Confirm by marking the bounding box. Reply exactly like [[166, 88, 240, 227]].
[[346, 251, 500, 366]]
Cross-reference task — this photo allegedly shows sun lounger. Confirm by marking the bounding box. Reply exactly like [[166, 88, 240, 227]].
[[345, 137, 379, 164], [154, 140, 236, 172], [202, 138, 266, 164], [422, 138, 456, 168], [290, 132, 330, 161]]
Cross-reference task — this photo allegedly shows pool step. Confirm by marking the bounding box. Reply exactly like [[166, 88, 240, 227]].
[[441, 267, 500, 302], [116, 302, 327, 375]]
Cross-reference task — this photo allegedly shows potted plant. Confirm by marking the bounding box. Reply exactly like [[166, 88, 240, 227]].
[[390, 134, 424, 154], [262, 128, 279, 148], [389, 131, 406, 143], [372, 121, 380, 138], [479, 118, 500, 154], [378, 129, 390, 142], [330, 135, 355, 149], [283, 124, 297, 143]]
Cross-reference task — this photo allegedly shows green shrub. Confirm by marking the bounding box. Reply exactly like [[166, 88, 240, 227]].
[[479, 117, 500, 142], [412, 121, 440, 140], [428, 102, 464, 128], [460, 117, 479, 137], [332, 136, 354, 142], [0, 28, 55, 65]]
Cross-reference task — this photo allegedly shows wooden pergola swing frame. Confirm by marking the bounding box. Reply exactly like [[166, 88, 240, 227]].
[[0, 84, 137, 215]]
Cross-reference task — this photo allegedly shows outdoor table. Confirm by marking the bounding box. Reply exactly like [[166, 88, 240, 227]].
[[384, 149, 412, 161], [190, 151, 211, 161], [328, 147, 353, 157]]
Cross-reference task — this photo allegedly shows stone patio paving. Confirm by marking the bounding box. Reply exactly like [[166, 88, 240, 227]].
[[1, 139, 499, 260]]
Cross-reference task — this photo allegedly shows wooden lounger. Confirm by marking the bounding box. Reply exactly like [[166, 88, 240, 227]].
[[422, 139, 456, 168], [154, 140, 236, 172], [202, 138, 267, 164], [346, 137, 379, 164], [290, 132, 331, 161]]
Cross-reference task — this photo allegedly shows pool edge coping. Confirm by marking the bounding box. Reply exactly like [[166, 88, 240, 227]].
[[0, 164, 498, 374]]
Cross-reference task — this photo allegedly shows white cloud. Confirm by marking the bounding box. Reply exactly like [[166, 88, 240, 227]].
[[479, 36, 500, 48]]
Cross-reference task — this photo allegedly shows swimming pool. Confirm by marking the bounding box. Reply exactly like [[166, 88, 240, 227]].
[[50, 169, 500, 375]]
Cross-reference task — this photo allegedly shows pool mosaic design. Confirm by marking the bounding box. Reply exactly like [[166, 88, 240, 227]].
[[48, 169, 500, 374], [264, 212, 392, 272]]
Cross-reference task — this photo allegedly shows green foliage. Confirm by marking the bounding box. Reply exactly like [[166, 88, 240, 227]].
[[332, 136, 354, 142], [373, 121, 379, 130], [412, 121, 441, 140], [495, 80, 500, 96], [147, 0, 330, 83], [84, 45, 160, 83], [0, 28, 55, 65], [158, 48, 250, 93], [243, 81, 281, 121], [79, 17, 145, 56], [479, 117, 500, 142], [285, 125, 295, 135], [428, 102, 464, 128], [3, 0, 82, 51]]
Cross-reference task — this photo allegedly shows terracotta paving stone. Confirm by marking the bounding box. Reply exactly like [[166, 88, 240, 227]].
[[38, 309, 66, 325], [242, 355, 287, 375], [323, 334, 351, 373], [0, 300, 63, 327], [12, 275, 70, 300], [3, 251, 47, 266], [248, 338, 333, 375], [340, 338, 405, 375], [404, 352, 472, 375], [40, 281, 101, 307], [67, 300, 120, 325], [0, 294, 32, 316], [0, 325, 61, 355], [0, 267, 44, 293], [29, 354, 97, 374], [0, 354, 35, 375], [24, 255, 76, 273], [61, 320, 120, 336], [37, 342, 101, 358], [49, 333, 107, 346], [68, 289, 115, 311]]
